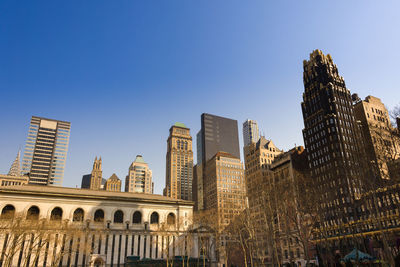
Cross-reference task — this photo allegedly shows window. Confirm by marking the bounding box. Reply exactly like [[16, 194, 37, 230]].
[[150, 212, 159, 224], [167, 213, 175, 225], [1, 205, 15, 219], [50, 207, 63, 221], [94, 209, 105, 222], [26, 206, 40, 220], [114, 210, 124, 223], [132, 211, 142, 224], [73, 208, 84, 222]]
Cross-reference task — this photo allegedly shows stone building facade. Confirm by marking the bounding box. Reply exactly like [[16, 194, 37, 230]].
[[104, 174, 121, 192], [0, 185, 217, 267], [164, 123, 193, 200]]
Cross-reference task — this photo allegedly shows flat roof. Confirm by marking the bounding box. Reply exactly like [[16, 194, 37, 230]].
[[0, 185, 194, 206]]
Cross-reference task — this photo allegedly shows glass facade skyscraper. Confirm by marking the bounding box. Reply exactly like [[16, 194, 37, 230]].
[[22, 116, 71, 186]]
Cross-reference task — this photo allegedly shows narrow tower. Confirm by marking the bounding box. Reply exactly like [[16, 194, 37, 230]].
[[164, 123, 193, 200]]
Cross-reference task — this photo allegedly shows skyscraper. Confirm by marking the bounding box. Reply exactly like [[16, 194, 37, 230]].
[[199, 113, 240, 163], [22, 116, 71, 186], [193, 113, 241, 211], [8, 150, 21, 177], [164, 123, 193, 200], [243, 119, 260, 146], [301, 50, 363, 225], [126, 155, 153, 194]]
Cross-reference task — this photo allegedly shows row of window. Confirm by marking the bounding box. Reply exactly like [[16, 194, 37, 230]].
[[0, 205, 176, 225]]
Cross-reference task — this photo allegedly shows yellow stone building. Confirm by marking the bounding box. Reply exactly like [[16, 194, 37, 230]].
[[353, 95, 400, 181], [203, 151, 246, 229], [164, 123, 193, 200], [105, 173, 121, 192]]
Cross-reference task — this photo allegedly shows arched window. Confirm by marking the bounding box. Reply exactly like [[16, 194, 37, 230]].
[[184, 141, 188, 150], [73, 208, 84, 222], [94, 209, 104, 222], [132, 211, 142, 224], [1, 205, 15, 219], [167, 213, 175, 225], [50, 207, 63, 221], [177, 140, 180, 149], [150, 212, 159, 224], [26, 206, 40, 220], [114, 210, 124, 223]]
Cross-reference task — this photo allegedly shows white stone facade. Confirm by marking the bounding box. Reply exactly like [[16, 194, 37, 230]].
[[0, 186, 216, 267]]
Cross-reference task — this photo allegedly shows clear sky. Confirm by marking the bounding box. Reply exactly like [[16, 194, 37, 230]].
[[1, 1, 399, 194]]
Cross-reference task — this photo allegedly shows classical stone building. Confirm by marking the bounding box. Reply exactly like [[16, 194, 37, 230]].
[[126, 155, 153, 194], [104, 174, 121, 192], [353, 95, 400, 182], [0, 185, 217, 267], [164, 123, 193, 200]]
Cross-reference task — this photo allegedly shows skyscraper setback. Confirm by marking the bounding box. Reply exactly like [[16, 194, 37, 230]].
[[22, 116, 71, 186], [164, 123, 193, 200], [301, 50, 364, 225]]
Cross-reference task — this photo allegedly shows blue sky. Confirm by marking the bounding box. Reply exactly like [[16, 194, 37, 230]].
[[1, 1, 399, 194]]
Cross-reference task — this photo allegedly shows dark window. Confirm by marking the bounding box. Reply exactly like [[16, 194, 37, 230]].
[[94, 209, 104, 222], [26, 206, 40, 220], [150, 212, 159, 224], [1, 205, 15, 219], [167, 213, 175, 225], [73, 208, 84, 222], [132, 211, 142, 224], [114, 210, 123, 223], [50, 207, 63, 221]]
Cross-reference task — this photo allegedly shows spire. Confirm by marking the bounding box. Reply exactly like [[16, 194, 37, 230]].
[[8, 150, 21, 176]]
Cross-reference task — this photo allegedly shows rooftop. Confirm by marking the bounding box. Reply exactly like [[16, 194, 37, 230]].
[[0, 185, 193, 206], [174, 122, 188, 129], [133, 155, 146, 164]]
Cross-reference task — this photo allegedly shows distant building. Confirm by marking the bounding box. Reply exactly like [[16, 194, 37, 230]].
[[82, 157, 103, 190], [243, 136, 282, 257], [353, 95, 400, 181], [126, 155, 153, 194], [105, 173, 121, 192], [192, 164, 203, 211], [0, 151, 29, 187], [164, 123, 193, 200], [203, 152, 246, 229], [0, 174, 29, 187], [198, 113, 240, 163], [242, 119, 260, 147], [22, 116, 71, 186]]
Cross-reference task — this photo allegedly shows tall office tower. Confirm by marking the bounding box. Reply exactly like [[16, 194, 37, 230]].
[[105, 173, 121, 192], [301, 50, 364, 225], [8, 150, 21, 176], [353, 95, 400, 181], [198, 113, 240, 163], [203, 152, 246, 229], [192, 164, 203, 211], [22, 116, 71, 186], [164, 123, 193, 200], [243, 119, 260, 146], [126, 155, 153, 194], [243, 137, 282, 252]]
